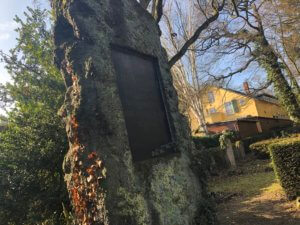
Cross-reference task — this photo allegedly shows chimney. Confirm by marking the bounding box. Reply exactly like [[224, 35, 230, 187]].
[[243, 82, 250, 94]]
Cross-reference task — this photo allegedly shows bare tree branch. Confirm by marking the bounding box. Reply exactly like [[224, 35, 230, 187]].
[[209, 57, 256, 81], [151, 0, 163, 24], [168, 0, 225, 68], [0, 50, 44, 77]]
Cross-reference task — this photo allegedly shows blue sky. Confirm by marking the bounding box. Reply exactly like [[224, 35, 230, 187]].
[[0, 1, 265, 96], [0, 0, 31, 84], [0, 0, 49, 114], [0, 0, 49, 85]]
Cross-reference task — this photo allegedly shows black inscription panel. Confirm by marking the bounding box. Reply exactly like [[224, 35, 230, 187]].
[[111, 46, 174, 162]]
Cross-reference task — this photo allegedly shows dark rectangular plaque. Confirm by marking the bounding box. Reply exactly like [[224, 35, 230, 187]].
[[111, 45, 175, 162]]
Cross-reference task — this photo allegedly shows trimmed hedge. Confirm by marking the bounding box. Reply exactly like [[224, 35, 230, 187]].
[[269, 137, 300, 200], [242, 127, 300, 153], [242, 133, 277, 153], [250, 134, 300, 159], [249, 139, 277, 159]]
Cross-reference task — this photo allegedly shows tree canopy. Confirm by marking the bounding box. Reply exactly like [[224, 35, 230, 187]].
[[0, 7, 69, 225]]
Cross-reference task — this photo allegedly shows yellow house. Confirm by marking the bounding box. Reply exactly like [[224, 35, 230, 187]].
[[190, 84, 292, 137]]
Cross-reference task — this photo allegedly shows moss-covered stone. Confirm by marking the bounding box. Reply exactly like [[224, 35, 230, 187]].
[[52, 0, 216, 224]]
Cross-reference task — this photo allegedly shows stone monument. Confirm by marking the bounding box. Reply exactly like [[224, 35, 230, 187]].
[[52, 0, 215, 224]]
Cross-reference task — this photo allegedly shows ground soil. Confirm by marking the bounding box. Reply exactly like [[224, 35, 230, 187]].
[[208, 156, 300, 225]]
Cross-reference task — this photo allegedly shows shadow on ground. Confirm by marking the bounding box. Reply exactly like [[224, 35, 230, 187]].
[[217, 186, 299, 225], [208, 157, 300, 225]]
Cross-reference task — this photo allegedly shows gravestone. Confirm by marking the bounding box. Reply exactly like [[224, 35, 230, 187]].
[[225, 139, 236, 167], [52, 0, 214, 224]]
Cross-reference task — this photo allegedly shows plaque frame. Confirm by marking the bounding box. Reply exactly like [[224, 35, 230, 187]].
[[111, 44, 177, 162]]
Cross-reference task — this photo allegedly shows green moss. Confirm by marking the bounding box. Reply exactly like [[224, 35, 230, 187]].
[[52, 0, 218, 224], [255, 44, 300, 124], [117, 188, 150, 225], [149, 157, 207, 225], [193, 198, 218, 225]]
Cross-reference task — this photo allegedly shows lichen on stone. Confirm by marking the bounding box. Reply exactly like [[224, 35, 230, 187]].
[[116, 187, 151, 225], [53, 0, 217, 224], [149, 156, 201, 225]]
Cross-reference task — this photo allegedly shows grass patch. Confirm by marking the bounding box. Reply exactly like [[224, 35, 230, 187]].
[[208, 171, 276, 197]]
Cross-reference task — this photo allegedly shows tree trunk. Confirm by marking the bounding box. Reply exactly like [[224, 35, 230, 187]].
[[257, 37, 300, 124], [251, 4, 300, 124]]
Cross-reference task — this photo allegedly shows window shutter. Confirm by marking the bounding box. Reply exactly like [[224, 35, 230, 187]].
[[231, 99, 239, 113]]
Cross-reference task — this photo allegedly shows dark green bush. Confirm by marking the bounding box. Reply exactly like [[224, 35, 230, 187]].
[[192, 136, 228, 175], [219, 130, 239, 150], [242, 133, 277, 153], [199, 147, 228, 172], [193, 134, 221, 149], [269, 137, 300, 200], [250, 139, 279, 159], [250, 134, 300, 159]]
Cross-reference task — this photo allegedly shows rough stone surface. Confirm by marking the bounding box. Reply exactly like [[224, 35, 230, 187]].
[[52, 0, 215, 224]]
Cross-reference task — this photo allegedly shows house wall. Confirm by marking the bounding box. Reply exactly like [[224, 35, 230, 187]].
[[206, 118, 292, 138], [254, 99, 289, 120], [206, 120, 260, 138], [256, 117, 293, 132], [188, 86, 292, 136], [207, 121, 238, 134], [201, 87, 258, 124], [237, 120, 260, 138]]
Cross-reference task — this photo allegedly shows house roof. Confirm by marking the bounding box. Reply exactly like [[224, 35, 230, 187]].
[[215, 86, 279, 105], [206, 116, 291, 126], [255, 93, 278, 100]]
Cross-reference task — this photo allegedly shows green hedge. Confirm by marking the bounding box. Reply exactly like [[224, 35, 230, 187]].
[[250, 134, 300, 159], [192, 136, 228, 175], [242, 127, 300, 153], [242, 133, 276, 153], [269, 137, 300, 200], [250, 139, 277, 159], [193, 135, 220, 149]]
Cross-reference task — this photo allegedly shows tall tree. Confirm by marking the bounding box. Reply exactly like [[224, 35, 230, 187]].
[[269, 0, 300, 97], [139, 0, 226, 68], [162, 0, 221, 134], [232, 0, 300, 123], [205, 0, 300, 123], [0, 7, 69, 224]]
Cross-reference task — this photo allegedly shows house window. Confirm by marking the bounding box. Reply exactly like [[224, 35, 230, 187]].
[[239, 99, 246, 106], [225, 102, 234, 115], [225, 100, 239, 115], [207, 91, 215, 103], [209, 108, 217, 114]]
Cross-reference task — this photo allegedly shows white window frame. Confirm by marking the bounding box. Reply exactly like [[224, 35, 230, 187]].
[[207, 91, 215, 103], [239, 99, 246, 106], [209, 108, 217, 114], [224, 102, 234, 115]]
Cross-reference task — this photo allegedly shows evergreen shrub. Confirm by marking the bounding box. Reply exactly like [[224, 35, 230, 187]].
[[193, 134, 220, 149], [269, 137, 300, 200], [192, 136, 228, 174], [243, 133, 277, 153], [242, 127, 299, 153], [250, 134, 300, 159]]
